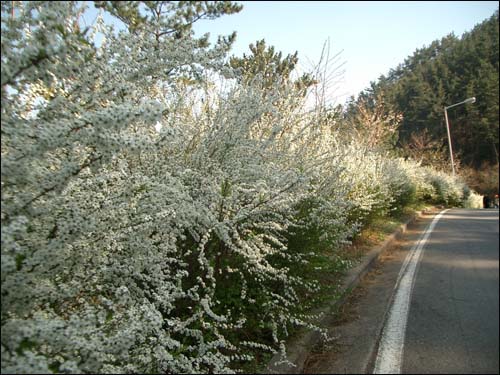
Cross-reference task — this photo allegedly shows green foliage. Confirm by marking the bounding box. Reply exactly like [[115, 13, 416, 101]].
[[353, 10, 499, 169], [229, 39, 316, 95], [95, 1, 243, 36]]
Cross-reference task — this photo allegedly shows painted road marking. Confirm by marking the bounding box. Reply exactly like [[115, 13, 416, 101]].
[[373, 209, 449, 374]]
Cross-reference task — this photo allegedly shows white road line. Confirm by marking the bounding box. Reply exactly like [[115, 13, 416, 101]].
[[373, 209, 449, 374]]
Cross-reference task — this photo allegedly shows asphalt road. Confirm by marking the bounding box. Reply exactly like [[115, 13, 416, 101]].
[[403, 209, 499, 374], [302, 209, 499, 374]]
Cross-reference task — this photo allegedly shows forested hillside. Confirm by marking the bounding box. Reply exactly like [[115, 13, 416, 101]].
[[346, 10, 499, 180]]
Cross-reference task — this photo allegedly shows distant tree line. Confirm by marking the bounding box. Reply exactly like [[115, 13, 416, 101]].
[[344, 10, 499, 170]]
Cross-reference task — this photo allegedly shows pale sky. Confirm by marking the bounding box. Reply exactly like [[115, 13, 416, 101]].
[[81, 1, 499, 106], [191, 1, 499, 104]]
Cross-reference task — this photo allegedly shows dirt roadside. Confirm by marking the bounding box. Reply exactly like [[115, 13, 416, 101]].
[[302, 210, 438, 374], [265, 208, 440, 374]]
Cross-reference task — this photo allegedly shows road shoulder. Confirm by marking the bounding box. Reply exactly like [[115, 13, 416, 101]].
[[266, 209, 439, 374]]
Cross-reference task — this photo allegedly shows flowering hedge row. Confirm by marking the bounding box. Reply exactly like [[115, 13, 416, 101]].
[[1, 2, 476, 373]]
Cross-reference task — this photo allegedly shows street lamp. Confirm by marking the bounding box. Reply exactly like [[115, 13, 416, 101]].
[[444, 97, 476, 177]]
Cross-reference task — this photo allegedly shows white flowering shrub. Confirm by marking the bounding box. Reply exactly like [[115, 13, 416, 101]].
[[333, 142, 394, 227], [424, 168, 466, 206], [1, 2, 352, 372], [378, 157, 419, 214], [463, 187, 483, 208], [392, 160, 473, 209], [2, 2, 250, 373], [397, 159, 437, 203]]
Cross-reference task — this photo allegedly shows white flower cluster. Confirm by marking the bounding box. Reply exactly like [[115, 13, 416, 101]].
[[463, 189, 483, 209], [1, 2, 476, 374]]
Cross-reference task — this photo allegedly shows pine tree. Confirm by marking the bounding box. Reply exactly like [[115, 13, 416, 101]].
[[229, 39, 316, 95]]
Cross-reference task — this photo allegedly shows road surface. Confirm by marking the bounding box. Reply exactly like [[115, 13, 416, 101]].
[[401, 209, 499, 374], [303, 209, 499, 374]]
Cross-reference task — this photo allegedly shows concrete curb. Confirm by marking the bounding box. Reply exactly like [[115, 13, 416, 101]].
[[264, 209, 430, 374]]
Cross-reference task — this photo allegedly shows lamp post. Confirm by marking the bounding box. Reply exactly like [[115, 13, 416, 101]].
[[444, 97, 476, 177]]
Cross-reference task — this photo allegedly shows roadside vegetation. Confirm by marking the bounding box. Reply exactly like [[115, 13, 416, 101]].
[[345, 10, 499, 195], [1, 2, 489, 373]]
